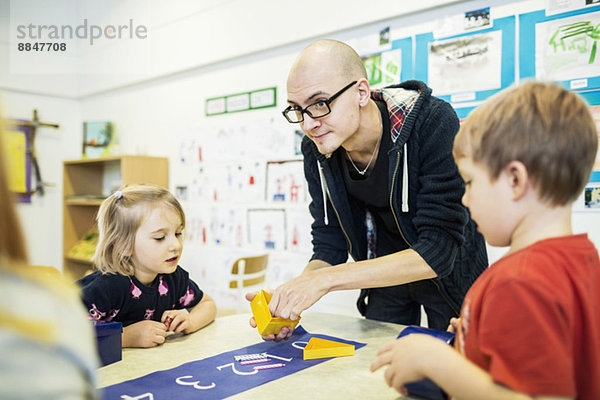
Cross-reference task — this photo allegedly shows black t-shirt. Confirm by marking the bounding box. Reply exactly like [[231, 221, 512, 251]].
[[78, 266, 203, 327], [342, 99, 408, 257]]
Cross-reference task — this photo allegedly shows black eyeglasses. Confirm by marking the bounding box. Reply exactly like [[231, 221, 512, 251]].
[[282, 81, 357, 123]]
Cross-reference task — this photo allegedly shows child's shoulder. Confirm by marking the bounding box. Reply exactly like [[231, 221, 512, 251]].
[[77, 270, 130, 288], [492, 234, 598, 286]]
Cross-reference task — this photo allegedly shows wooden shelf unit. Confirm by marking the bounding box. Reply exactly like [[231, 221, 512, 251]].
[[63, 155, 168, 280]]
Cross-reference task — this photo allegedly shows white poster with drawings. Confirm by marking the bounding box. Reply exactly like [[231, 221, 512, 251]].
[[182, 204, 210, 245], [266, 252, 308, 288], [198, 117, 296, 161], [197, 161, 265, 203], [428, 30, 502, 96], [535, 11, 600, 82], [266, 160, 307, 203], [247, 208, 286, 250], [286, 207, 313, 254], [209, 206, 245, 247]]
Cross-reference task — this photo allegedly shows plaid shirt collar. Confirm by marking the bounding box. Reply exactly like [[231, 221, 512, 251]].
[[371, 87, 420, 143]]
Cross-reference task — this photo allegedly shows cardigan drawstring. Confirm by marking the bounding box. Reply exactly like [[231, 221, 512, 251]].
[[318, 160, 329, 225]]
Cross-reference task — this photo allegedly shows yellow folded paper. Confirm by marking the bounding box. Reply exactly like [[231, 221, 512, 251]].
[[303, 337, 355, 360]]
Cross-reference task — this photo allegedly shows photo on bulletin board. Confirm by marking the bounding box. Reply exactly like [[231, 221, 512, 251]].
[[415, 15, 515, 104], [519, 5, 600, 91], [360, 37, 413, 89], [574, 171, 600, 212], [2, 120, 32, 203]]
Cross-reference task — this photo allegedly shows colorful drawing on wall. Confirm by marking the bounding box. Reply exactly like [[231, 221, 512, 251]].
[[202, 119, 295, 162], [2, 121, 32, 203], [428, 30, 502, 96], [356, 36, 413, 87], [209, 206, 245, 247], [83, 121, 112, 158], [535, 12, 600, 83], [416, 15, 515, 104], [520, 6, 600, 90], [285, 208, 313, 254], [266, 160, 307, 203], [362, 49, 402, 89], [247, 209, 285, 250]]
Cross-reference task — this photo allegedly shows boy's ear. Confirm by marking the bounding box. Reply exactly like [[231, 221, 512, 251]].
[[505, 160, 529, 201]]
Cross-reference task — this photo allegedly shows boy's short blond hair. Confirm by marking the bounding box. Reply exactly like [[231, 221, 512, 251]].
[[454, 81, 598, 206], [93, 183, 185, 275]]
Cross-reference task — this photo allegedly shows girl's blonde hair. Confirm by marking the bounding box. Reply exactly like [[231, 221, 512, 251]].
[[454, 81, 598, 206], [93, 183, 185, 275]]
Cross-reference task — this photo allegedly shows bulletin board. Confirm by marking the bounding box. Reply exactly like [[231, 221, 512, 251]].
[[519, 5, 600, 92], [414, 15, 516, 104]]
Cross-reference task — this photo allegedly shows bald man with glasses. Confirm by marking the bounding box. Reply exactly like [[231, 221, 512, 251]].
[[249, 39, 488, 340]]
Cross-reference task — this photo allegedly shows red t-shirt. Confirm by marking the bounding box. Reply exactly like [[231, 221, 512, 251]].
[[456, 234, 600, 398]]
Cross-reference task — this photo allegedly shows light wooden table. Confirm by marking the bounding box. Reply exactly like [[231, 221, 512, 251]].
[[99, 312, 418, 399]]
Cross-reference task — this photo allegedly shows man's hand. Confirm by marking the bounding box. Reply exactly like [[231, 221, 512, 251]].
[[268, 269, 328, 321], [245, 291, 294, 341], [122, 320, 167, 348]]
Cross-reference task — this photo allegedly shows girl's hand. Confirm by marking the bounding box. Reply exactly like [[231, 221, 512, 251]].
[[161, 309, 191, 333], [122, 320, 167, 348]]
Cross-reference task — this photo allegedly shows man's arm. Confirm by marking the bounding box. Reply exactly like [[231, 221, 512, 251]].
[[268, 249, 437, 320], [371, 335, 571, 400]]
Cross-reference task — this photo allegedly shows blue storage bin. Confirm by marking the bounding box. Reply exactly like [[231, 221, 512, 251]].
[[396, 325, 455, 400], [94, 321, 122, 366]]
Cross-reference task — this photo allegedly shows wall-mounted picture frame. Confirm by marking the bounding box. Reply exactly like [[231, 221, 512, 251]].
[[83, 121, 112, 158]]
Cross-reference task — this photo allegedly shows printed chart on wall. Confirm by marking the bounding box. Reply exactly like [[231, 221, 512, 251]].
[[519, 4, 600, 91], [415, 12, 516, 120]]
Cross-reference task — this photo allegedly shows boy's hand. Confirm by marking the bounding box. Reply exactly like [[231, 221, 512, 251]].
[[370, 335, 442, 395], [447, 317, 460, 333], [161, 309, 191, 333], [122, 320, 166, 348], [245, 291, 294, 342]]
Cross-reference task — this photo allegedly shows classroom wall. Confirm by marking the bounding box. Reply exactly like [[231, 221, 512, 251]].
[[2, 0, 600, 316]]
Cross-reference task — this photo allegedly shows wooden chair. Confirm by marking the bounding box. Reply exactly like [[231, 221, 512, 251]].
[[225, 254, 269, 315]]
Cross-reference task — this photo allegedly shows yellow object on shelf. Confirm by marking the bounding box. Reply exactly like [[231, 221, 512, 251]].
[[67, 228, 98, 262], [250, 289, 300, 335], [303, 337, 355, 360]]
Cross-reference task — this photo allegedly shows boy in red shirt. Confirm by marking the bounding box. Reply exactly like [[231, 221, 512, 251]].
[[371, 81, 600, 399]]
